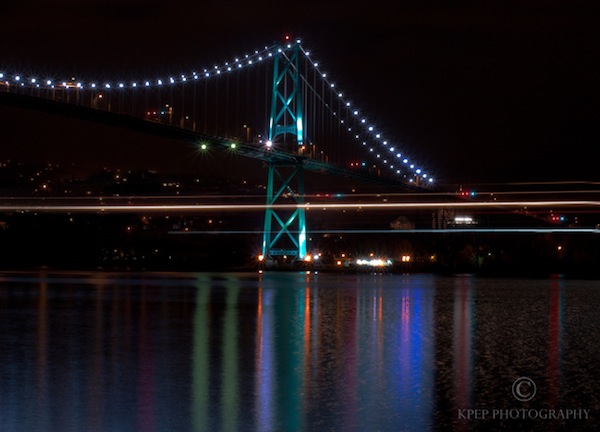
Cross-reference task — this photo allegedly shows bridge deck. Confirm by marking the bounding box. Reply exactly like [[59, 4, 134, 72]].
[[0, 91, 420, 190]]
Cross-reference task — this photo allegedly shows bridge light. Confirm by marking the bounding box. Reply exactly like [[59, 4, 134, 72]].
[[230, 143, 237, 149], [157, 79, 163, 85], [403, 159, 408, 163], [15, 76, 20, 81], [145, 81, 150, 86], [31, 78, 36, 83], [416, 169, 421, 174], [0, 73, 3, 79], [265, 140, 273, 148], [429, 178, 434, 183], [118, 83, 124, 88], [105, 83, 110, 88], [47, 80, 52, 85], [200, 144, 207, 150]]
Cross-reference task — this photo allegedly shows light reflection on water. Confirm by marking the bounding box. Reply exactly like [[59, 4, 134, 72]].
[[0, 271, 599, 431]]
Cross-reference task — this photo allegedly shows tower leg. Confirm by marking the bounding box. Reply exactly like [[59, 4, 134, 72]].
[[261, 161, 307, 263]]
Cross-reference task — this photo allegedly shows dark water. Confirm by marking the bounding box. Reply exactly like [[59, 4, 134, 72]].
[[1, 271, 599, 431]]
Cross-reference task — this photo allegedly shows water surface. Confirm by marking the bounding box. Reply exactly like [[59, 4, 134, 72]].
[[0, 271, 599, 431]]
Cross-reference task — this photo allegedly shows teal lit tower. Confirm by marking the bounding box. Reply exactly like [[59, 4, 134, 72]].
[[261, 39, 307, 262]]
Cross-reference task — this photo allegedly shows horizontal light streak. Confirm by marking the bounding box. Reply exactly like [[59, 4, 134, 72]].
[[169, 228, 600, 234], [1, 200, 599, 212]]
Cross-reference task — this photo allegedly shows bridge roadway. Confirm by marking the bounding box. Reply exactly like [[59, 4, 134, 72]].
[[0, 91, 419, 191]]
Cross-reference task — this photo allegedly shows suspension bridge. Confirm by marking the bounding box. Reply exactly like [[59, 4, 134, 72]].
[[0, 35, 435, 264]]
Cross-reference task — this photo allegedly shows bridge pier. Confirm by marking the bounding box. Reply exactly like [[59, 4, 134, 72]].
[[261, 159, 307, 264]]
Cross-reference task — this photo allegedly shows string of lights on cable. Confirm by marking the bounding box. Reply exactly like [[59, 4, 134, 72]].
[[0, 38, 433, 184]]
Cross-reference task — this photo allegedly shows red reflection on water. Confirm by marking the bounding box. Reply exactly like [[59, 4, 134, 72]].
[[304, 286, 311, 371], [255, 285, 275, 431]]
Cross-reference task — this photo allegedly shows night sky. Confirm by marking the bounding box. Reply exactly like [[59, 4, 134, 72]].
[[1, 0, 599, 185]]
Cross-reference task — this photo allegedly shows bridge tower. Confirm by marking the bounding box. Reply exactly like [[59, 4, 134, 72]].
[[261, 39, 308, 263]]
